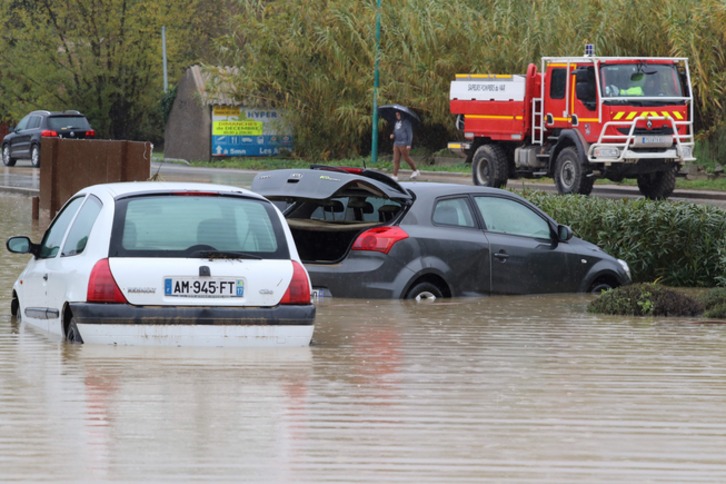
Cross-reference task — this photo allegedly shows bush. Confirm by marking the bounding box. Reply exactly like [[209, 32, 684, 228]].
[[588, 283, 704, 316], [520, 190, 726, 288], [699, 288, 726, 318]]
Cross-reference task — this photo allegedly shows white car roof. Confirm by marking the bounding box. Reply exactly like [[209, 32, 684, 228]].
[[76, 181, 260, 199]]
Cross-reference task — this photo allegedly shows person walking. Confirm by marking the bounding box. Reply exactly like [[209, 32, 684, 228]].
[[390, 110, 420, 181]]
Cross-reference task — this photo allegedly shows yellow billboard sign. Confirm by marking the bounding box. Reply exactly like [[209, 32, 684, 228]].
[[212, 120, 263, 136]]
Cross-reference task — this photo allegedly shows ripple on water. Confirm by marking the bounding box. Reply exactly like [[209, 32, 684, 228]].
[[1, 193, 726, 482]]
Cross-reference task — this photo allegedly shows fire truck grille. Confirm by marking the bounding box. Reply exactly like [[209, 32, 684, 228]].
[[617, 127, 674, 136]]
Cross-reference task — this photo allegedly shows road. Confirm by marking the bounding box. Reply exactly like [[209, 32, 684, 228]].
[[2, 162, 726, 209]]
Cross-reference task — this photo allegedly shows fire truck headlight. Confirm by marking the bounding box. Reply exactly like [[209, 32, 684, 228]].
[[593, 147, 620, 159], [679, 145, 693, 159]]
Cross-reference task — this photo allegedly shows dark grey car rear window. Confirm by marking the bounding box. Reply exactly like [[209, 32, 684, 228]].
[[109, 194, 290, 259], [432, 198, 475, 227], [48, 116, 91, 131]]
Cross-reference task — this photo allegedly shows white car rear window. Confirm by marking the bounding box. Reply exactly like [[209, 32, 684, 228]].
[[110, 194, 289, 259]]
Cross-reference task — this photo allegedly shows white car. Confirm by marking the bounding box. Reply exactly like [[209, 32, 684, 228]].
[[6, 181, 316, 347]]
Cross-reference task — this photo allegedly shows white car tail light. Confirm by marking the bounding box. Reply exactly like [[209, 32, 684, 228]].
[[280, 261, 312, 305], [87, 258, 128, 303]]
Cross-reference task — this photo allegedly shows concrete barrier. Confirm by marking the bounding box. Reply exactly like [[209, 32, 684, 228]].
[[38, 138, 151, 219]]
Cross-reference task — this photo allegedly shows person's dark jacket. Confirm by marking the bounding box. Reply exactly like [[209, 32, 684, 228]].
[[393, 118, 413, 146]]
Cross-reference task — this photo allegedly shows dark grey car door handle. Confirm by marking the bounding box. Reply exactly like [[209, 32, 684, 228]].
[[494, 251, 509, 261], [43, 273, 48, 281]]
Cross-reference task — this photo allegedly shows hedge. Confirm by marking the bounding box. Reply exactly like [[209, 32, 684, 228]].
[[519, 191, 726, 288]]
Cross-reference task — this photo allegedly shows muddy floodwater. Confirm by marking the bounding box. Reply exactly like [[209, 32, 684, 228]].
[[1, 194, 726, 482]]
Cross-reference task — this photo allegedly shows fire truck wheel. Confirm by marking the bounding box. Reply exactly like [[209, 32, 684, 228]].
[[636, 167, 676, 200], [554, 147, 593, 195], [472, 144, 508, 188]]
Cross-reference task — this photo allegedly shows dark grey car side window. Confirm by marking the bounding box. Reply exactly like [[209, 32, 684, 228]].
[[61, 195, 102, 257], [38, 196, 85, 259], [475, 196, 551, 239], [432, 198, 475, 227], [27, 115, 42, 129], [14, 115, 30, 131]]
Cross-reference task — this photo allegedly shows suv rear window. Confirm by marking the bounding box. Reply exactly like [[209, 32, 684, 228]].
[[109, 194, 290, 259], [47, 115, 91, 131]]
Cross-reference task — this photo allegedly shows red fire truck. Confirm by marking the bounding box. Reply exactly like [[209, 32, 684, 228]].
[[448, 45, 695, 199]]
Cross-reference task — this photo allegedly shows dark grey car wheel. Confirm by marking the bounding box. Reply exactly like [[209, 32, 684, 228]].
[[589, 280, 616, 294], [30, 144, 40, 168], [2, 144, 16, 167], [405, 282, 444, 302]]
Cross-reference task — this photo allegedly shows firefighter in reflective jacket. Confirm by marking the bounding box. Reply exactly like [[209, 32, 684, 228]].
[[620, 72, 645, 96]]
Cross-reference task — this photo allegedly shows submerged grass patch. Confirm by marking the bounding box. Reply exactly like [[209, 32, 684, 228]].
[[700, 288, 726, 318], [589, 284, 726, 318], [588, 283, 704, 317]]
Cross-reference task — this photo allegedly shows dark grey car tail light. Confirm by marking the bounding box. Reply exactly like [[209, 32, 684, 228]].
[[351, 226, 409, 254]]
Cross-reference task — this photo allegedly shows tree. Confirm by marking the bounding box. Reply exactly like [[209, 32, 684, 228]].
[[0, 0, 231, 142]]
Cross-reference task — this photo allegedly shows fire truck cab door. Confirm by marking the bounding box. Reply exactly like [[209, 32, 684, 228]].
[[543, 64, 571, 130], [570, 65, 599, 137], [544, 63, 599, 134]]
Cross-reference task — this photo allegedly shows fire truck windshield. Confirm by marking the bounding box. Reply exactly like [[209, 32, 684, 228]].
[[600, 63, 683, 102]]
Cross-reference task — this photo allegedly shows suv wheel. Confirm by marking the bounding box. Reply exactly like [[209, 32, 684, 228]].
[[2, 144, 16, 167], [30, 144, 40, 168]]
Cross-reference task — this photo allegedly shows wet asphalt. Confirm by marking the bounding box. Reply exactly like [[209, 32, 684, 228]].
[[1, 162, 725, 208]]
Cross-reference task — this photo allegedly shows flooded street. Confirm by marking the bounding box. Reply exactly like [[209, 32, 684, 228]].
[[2, 194, 726, 482]]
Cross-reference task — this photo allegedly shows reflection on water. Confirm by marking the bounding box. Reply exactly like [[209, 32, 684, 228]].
[[2, 195, 726, 482]]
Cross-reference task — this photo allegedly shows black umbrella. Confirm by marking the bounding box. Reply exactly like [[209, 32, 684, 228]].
[[378, 104, 421, 125]]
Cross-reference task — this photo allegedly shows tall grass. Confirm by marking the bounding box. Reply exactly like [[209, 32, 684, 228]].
[[213, 0, 726, 161]]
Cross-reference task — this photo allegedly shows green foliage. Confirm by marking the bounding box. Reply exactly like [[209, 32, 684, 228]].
[[160, 85, 178, 125], [588, 283, 704, 317], [213, 0, 726, 159], [0, 0, 237, 142], [695, 124, 726, 171], [520, 191, 726, 287], [2, 0, 725, 158], [699, 288, 726, 318]]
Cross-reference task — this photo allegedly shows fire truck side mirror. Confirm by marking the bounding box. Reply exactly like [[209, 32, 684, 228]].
[[574, 67, 597, 109], [574, 67, 593, 84]]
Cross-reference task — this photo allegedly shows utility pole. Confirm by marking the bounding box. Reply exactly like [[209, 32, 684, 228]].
[[162, 26, 169, 93], [370, 0, 381, 165]]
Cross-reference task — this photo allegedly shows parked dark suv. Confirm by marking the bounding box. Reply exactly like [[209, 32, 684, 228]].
[[2, 110, 95, 167]]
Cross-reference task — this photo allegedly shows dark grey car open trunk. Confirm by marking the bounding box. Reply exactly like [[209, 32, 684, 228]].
[[286, 219, 379, 262], [251, 168, 411, 263]]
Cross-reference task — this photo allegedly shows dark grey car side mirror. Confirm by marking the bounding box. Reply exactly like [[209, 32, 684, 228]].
[[557, 225, 573, 242]]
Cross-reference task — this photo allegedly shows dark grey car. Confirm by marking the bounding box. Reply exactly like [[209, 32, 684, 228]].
[[251, 167, 631, 300], [2, 110, 95, 167]]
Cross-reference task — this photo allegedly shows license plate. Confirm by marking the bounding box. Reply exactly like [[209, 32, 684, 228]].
[[164, 277, 244, 297], [632, 135, 672, 148]]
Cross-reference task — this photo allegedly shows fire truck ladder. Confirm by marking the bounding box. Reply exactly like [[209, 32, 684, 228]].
[[532, 97, 544, 145]]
